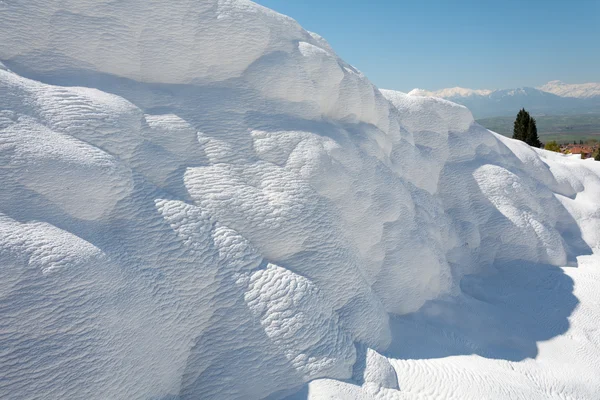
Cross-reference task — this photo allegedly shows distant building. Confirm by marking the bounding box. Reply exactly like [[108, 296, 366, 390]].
[[562, 143, 599, 159]]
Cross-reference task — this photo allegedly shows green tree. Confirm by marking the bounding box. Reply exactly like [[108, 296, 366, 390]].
[[595, 149, 600, 161], [512, 108, 529, 142], [544, 141, 561, 152], [513, 108, 541, 147], [526, 116, 541, 147]]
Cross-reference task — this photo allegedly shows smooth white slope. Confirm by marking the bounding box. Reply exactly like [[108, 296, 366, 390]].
[[0, 1, 599, 399], [304, 253, 600, 400]]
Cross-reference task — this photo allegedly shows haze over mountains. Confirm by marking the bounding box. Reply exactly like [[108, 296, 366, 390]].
[[409, 81, 600, 118]]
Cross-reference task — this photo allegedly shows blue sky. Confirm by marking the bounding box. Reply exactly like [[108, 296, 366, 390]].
[[254, 0, 600, 92]]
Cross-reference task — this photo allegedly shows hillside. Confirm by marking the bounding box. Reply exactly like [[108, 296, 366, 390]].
[[1, 1, 600, 399], [478, 114, 600, 142]]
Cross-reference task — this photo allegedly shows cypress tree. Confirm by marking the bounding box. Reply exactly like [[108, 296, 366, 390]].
[[525, 116, 541, 147], [513, 108, 540, 147], [512, 108, 529, 142]]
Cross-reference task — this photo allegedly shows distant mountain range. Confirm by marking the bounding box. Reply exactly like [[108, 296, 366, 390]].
[[538, 80, 600, 99], [408, 81, 600, 118]]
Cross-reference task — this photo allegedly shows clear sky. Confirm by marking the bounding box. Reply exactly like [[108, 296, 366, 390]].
[[254, 0, 600, 92]]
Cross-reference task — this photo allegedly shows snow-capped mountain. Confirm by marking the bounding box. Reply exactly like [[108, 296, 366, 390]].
[[538, 80, 600, 99], [1, 1, 600, 400], [409, 87, 493, 98], [410, 82, 600, 118]]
